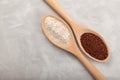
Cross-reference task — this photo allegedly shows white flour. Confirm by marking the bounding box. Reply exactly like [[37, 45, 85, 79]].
[[45, 16, 71, 44]]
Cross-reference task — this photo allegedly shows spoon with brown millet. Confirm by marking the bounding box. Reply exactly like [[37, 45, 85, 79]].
[[44, 0, 110, 62]]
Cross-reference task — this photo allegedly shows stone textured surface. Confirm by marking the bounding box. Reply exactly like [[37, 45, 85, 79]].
[[0, 0, 120, 80]]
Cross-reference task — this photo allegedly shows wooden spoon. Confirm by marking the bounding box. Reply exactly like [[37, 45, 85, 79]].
[[41, 14, 106, 80], [44, 0, 110, 62]]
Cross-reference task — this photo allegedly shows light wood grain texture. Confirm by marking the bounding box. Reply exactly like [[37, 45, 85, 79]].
[[44, 0, 110, 62], [42, 14, 106, 80]]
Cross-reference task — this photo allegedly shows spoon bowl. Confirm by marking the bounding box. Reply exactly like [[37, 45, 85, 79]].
[[78, 28, 110, 62], [72, 23, 110, 62], [42, 15, 76, 54]]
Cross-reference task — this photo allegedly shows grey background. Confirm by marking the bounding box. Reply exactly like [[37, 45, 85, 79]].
[[0, 0, 120, 80]]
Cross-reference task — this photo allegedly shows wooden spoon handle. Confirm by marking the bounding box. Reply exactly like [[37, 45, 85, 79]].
[[73, 47, 106, 80], [45, 0, 74, 24]]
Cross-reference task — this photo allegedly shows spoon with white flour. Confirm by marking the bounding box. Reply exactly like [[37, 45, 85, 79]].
[[44, 0, 110, 62], [41, 14, 105, 80]]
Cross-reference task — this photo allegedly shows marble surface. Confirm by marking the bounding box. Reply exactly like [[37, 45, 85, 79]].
[[0, 0, 120, 80]]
